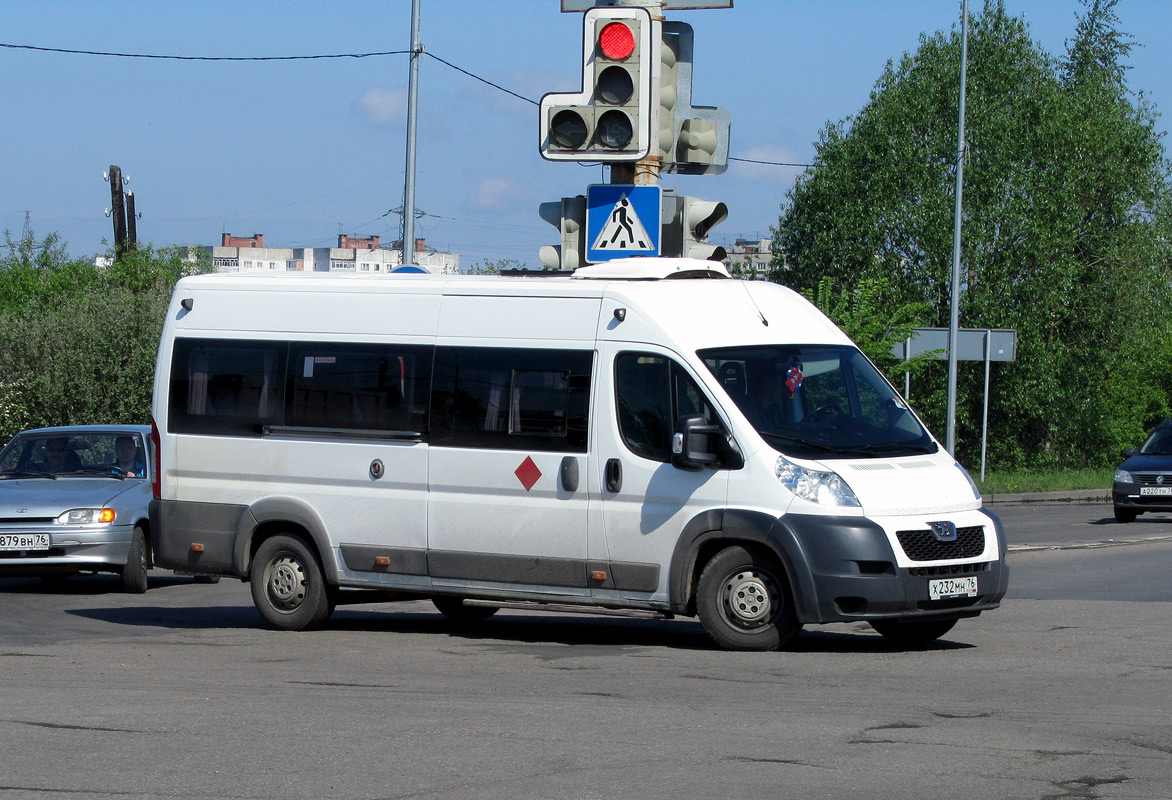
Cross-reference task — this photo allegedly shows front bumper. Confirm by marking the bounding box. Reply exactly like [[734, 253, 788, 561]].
[[773, 510, 1010, 625], [0, 522, 135, 576], [1112, 482, 1172, 512]]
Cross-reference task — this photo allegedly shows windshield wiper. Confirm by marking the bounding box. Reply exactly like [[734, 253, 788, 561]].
[[835, 441, 939, 457], [0, 470, 57, 480], [759, 432, 838, 452], [71, 468, 128, 480]]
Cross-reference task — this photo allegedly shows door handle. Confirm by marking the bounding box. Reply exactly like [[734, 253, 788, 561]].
[[605, 458, 622, 493], [560, 456, 579, 493]]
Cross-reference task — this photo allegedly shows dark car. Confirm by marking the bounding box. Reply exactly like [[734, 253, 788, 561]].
[[1112, 419, 1172, 523]]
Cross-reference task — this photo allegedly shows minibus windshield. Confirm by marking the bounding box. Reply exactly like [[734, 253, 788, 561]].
[[700, 344, 937, 459]]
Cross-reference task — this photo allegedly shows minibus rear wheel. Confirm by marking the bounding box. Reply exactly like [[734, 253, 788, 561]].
[[251, 534, 336, 631], [696, 545, 800, 651]]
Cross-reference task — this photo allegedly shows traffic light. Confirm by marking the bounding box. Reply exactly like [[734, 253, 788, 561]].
[[659, 21, 730, 175], [680, 195, 728, 261], [539, 7, 653, 162], [538, 196, 587, 271], [659, 192, 727, 262], [656, 23, 681, 164]]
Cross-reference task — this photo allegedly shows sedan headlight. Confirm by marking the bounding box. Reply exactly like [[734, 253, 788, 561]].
[[775, 454, 860, 507], [1114, 469, 1134, 484], [57, 508, 116, 524]]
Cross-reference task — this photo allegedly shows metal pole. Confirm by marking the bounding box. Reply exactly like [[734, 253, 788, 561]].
[[981, 330, 990, 481], [945, 0, 969, 455], [905, 337, 911, 400], [402, 0, 422, 268]]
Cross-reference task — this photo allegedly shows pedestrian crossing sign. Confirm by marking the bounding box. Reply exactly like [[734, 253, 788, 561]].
[[585, 184, 661, 262]]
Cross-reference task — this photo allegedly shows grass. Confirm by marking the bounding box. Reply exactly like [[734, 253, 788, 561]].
[[974, 467, 1114, 495]]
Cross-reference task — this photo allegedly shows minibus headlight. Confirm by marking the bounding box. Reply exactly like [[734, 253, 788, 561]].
[[775, 455, 860, 507], [1113, 468, 1134, 484], [955, 461, 981, 501], [57, 508, 116, 524]]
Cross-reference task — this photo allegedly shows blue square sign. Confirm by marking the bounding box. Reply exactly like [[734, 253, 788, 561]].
[[586, 185, 661, 263]]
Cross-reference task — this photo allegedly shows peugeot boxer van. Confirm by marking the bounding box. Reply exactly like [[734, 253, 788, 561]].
[[149, 257, 1007, 651]]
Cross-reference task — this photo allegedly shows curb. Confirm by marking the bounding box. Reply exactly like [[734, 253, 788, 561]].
[[983, 488, 1110, 505]]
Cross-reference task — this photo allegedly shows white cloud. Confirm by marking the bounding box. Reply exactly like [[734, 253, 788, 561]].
[[356, 86, 408, 125], [472, 177, 518, 210]]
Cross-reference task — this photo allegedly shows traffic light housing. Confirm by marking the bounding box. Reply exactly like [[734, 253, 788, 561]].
[[539, 7, 653, 162], [661, 191, 727, 261], [659, 21, 730, 175], [538, 196, 587, 271]]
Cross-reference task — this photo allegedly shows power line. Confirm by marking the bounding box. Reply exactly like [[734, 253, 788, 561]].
[[0, 42, 412, 61], [1, 40, 961, 171]]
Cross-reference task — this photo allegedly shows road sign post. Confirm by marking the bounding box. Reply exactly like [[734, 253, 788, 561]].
[[892, 327, 1018, 481]]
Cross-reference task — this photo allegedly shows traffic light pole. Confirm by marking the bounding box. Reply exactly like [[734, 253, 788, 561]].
[[402, 0, 422, 268], [612, 0, 663, 188]]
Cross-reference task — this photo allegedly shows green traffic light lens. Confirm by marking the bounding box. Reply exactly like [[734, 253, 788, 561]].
[[596, 65, 634, 106], [550, 109, 589, 149], [596, 109, 633, 149]]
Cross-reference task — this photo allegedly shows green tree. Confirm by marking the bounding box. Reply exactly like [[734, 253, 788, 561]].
[[773, 0, 1172, 469], [801, 274, 938, 386], [0, 236, 210, 441]]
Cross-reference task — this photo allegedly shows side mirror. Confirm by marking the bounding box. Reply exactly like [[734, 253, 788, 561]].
[[671, 414, 721, 471], [1123, 448, 1138, 458]]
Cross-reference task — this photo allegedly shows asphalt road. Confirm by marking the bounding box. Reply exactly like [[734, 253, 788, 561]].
[[0, 502, 1169, 800]]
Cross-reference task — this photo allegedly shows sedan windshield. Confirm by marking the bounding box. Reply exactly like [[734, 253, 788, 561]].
[[1139, 427, 1172, 455], [0, 431, 148, 478], [700, 344, 937, 459]]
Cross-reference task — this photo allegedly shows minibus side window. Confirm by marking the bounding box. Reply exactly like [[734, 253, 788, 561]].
[[430, 346, 592, 452], [615, 352, 718, 463], [168, 339, 287, 436], [285, 343, 431, 433]]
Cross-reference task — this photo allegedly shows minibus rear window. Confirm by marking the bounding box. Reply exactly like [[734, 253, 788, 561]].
[[169, 339, 287, 436]]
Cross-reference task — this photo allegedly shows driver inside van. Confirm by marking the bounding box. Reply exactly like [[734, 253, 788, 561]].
[[742, 364, 788, 431]]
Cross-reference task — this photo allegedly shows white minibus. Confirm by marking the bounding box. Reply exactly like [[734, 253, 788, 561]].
[[149, 257, 1007, 650]]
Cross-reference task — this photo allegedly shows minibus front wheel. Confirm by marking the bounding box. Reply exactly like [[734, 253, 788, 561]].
[[696, 544, 801, 651], [251, 533, 336, 631]]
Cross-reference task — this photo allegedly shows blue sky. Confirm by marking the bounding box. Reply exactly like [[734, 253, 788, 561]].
[[2, 1, 1169, 268]]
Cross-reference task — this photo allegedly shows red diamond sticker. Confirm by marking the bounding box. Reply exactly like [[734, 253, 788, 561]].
[[515, 456, 542, 491]]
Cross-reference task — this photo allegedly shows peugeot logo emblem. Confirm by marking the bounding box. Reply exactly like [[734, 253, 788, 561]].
[[928, 521, 958, 542]]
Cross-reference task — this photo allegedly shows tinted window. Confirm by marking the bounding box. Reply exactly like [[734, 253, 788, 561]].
[[169, 339, 287, 436], [286, 343, 430, 433], [615, 352, 718, 462], [169, 338, 430, 438], [430, 347, 592, 452]]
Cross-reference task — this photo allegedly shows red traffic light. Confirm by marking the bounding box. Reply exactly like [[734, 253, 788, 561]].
[[598, 22, 635, 60]]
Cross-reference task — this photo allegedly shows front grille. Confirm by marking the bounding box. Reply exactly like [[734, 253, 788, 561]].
[[1134, 473, 1172, 486], [907, 561, 991, 578], [896, 526, 985, 562], [0, 517, 55, 525]]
